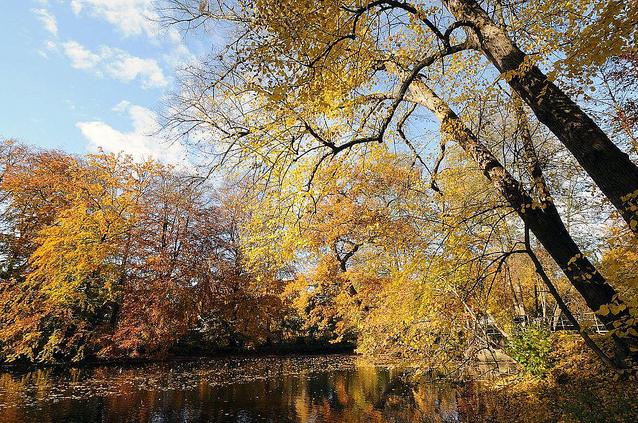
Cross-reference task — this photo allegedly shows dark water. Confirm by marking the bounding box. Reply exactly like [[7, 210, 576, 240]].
[[0, 355, 470, 423]]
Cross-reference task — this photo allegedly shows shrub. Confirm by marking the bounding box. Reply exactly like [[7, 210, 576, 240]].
[[507, 323, 553, 377]]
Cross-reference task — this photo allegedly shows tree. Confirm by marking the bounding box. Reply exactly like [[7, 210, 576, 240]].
[[0, 144, 299, 363], [442, 0, 638, 234], [163, 0, 638, 234], [0, 153, 153, 362], [411, 80, 634, 363], [161, 0, 638, 362]]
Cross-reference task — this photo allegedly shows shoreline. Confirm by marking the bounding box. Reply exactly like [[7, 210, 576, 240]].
[[0, 343, 356, 373]]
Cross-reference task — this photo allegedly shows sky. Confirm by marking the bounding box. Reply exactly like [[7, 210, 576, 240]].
[[0, 0, 214, 166]]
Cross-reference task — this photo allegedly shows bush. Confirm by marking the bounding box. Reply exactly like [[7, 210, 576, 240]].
[[507, 323, 553, 377]]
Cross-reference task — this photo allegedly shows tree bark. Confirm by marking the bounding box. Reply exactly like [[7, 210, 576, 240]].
[[410, 79, 638, 357], [443, 0, 638, 235]]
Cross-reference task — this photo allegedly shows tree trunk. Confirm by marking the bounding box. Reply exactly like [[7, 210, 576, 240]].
[[410, 78, 638, 358], [443, 0, 638, 235]]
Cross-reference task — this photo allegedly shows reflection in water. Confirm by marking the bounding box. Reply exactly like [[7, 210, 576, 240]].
[[0, 355, 462, 423]]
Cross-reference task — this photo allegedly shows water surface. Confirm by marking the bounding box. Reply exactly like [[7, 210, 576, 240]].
[[0, 354, 468, 422]]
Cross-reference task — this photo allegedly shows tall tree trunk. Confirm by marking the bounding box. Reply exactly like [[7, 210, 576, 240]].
[[511, 103, 620, 367], [410, 78, 638, 358], [443, 0, 638, 235]]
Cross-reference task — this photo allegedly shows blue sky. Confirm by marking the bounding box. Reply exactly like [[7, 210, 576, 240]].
[[0, 0, 212, 164]]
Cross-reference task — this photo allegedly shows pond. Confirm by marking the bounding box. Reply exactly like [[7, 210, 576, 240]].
[[0, 354, 487, 422]]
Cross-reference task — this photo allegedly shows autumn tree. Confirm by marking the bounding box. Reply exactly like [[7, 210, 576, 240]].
[[162, 0, 638, 233], [161, 0, 638, 364], [0, 143, 298, 363], [0, 143, 76, 280]]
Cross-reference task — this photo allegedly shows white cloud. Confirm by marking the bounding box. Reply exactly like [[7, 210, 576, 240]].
[[66, 0, 196, 81], [62, 41, 168, 88], [69, 0, 195, 66], [77, 102, 190, 167], [104, 53, 167, 89], [163, 36, 196, 69], [37, 40, 58, 59], [70, 0, 158, 38], [32, 8, 58, 36], [112, 100, 131, 113], [70, 0, 83, 15], [63, 41, 101, 69]]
